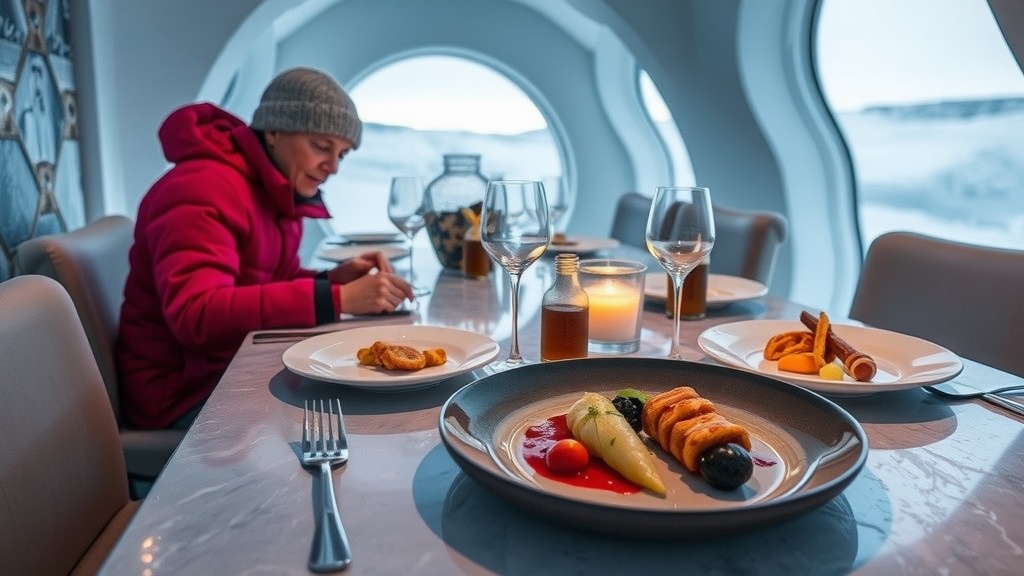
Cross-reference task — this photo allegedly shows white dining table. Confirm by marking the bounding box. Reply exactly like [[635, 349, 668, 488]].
[[98, 246, 1024, 575]]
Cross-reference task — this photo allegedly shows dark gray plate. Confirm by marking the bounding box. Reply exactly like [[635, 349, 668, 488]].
[[439, 357, 867, 538]]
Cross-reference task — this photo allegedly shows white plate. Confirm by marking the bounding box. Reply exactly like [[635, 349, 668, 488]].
[[318, 244, 408, 262], [698, 319, 964, 395], [282, 325, 500, 391], [645, 273, 768, 309], [339, 232, 405, 243], [547, 236, 621, 255]]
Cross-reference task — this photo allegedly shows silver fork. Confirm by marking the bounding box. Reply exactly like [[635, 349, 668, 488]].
[[302, 399, 353, 572]]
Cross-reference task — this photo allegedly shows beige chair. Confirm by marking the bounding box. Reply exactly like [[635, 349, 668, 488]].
[[0, 275, 139, 575], [15, 215, 184, 486], [609, 192, 788, 285], [849, 231, 1024, 378]]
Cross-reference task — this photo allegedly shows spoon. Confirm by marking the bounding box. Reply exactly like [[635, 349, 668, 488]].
[[926, 384, 1024, 418], [924, 382, 1024, 399]]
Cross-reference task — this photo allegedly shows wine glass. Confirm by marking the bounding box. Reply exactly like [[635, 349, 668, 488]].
[[645, 186, 715, 359], [480, 180, 550, 371], [543, 175, 572, 238], [388, 176, 431, 296]]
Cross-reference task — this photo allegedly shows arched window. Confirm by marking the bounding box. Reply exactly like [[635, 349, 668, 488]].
[[639, 70, 695, 188], [816, 0, 1024, 251], [320, 55, 562, 235]]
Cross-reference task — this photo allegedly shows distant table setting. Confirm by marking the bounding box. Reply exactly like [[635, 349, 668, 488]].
[[318, 232, 410, 262], [100, 185, 1023, 575], [643, 271, 769, 310], [547, 234, 621, 255]]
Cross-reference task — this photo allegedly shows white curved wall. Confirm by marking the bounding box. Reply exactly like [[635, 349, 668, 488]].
[[70, 0, 269, 218], [576, 0, 803, 300], [268, 0, 636, 238]]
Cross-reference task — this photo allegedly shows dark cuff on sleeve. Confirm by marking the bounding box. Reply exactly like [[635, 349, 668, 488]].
[[314, 278, 335, 325]]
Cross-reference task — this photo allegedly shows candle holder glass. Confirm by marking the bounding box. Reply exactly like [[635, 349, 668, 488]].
[[579, 259, 647, 354]]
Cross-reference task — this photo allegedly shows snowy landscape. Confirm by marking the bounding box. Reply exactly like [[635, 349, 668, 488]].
[[323, 97, 1024, 251], [843, 97, 1024, 249]]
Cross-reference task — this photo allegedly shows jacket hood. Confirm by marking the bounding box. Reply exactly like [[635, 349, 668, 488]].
[[158, 102, 330, 219], [158, 102, 250, 173]]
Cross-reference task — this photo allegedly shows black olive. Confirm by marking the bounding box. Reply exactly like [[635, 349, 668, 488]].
[[611, 396, 643, 432], [698, 443, 754, 490]]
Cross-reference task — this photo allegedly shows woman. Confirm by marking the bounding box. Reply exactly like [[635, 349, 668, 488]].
[[118, 68, 414, 429]]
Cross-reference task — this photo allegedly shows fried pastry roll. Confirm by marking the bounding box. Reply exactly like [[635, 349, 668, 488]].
[[642, 387, 751, 473]]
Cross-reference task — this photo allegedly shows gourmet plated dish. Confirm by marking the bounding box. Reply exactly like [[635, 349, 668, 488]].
[[356, 341, 447, 371], [763, 311, 877, 382], [522, 386, 769, 495]]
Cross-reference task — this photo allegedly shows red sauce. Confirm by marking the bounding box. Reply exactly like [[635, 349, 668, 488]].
[[522, 415, 642, 495], [752, 454, 777, 467]]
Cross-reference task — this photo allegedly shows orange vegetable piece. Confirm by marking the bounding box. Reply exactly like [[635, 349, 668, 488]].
[[812, 312, 830, 369], [778, 352, 819, 374]]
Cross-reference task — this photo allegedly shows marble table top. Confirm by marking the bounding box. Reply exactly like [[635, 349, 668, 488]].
[[99, 251, 1024, 575]]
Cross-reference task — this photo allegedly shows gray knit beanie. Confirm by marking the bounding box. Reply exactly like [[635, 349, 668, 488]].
[[251, 67, 362, 148]]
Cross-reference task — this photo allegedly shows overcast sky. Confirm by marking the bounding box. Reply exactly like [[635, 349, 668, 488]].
[[817, 0, 1024, 111], [350, 0, 1024, 132], [349, 57, 546, 134]]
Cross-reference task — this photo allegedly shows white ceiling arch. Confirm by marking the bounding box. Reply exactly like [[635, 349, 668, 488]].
[[200, 0, 673, 239]]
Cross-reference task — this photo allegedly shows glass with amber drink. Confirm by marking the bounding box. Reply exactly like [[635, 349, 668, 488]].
[[461, 208, 491, 279], [665, 256, 708, 319], [646, 186, 715, 359]]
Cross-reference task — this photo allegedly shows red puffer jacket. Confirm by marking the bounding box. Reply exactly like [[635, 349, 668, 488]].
[[118, 102, 340, 429]]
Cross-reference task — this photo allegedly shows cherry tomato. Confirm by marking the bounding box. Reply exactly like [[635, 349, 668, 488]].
[[545, 438, 589, 473]]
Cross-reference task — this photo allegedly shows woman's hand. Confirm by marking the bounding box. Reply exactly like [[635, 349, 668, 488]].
[[325, 251, 396, 284], [338, 271, 415, 315]]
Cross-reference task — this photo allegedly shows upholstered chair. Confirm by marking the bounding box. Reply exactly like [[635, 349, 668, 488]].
[[710, 204, 788, 286], [849, 231, 1024, 377], [0, 275, 139, 574], [610, 192, 788, 285], [15, 215, 185, 489]]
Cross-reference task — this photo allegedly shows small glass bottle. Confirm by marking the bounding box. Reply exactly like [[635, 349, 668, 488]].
[[541, 253, 589, 361]]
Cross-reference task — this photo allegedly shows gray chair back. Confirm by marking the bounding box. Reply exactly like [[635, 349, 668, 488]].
[[609, 192, 788, 285], [0, 275, 139, 575], [15, 215, 184, 481], [849, 231, 1024, 377], [710, 204, 787, 285], [610, 192, 653, 249]]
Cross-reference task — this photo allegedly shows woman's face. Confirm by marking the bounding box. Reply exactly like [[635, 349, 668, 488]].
[[263, 131, 353, 198]]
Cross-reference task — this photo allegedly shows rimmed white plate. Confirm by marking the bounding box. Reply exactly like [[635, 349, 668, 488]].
[[698, 319, 964, 395], [645, 273, 768, 310], [317, 244, 409, 263], [283, 325, 500, 391], [439, 357, 867, 538], [547, 236, 621, 255], [339, 232, 405, 243]]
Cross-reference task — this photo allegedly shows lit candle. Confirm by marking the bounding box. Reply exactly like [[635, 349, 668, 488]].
[[585, 271, 643, 342]]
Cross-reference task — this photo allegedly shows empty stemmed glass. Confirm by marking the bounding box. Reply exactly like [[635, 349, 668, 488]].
[[645, 186, 715, 359], [480, 180, 550, 371], [388, 176, 431, 296], [543, 175, 572, 238]]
